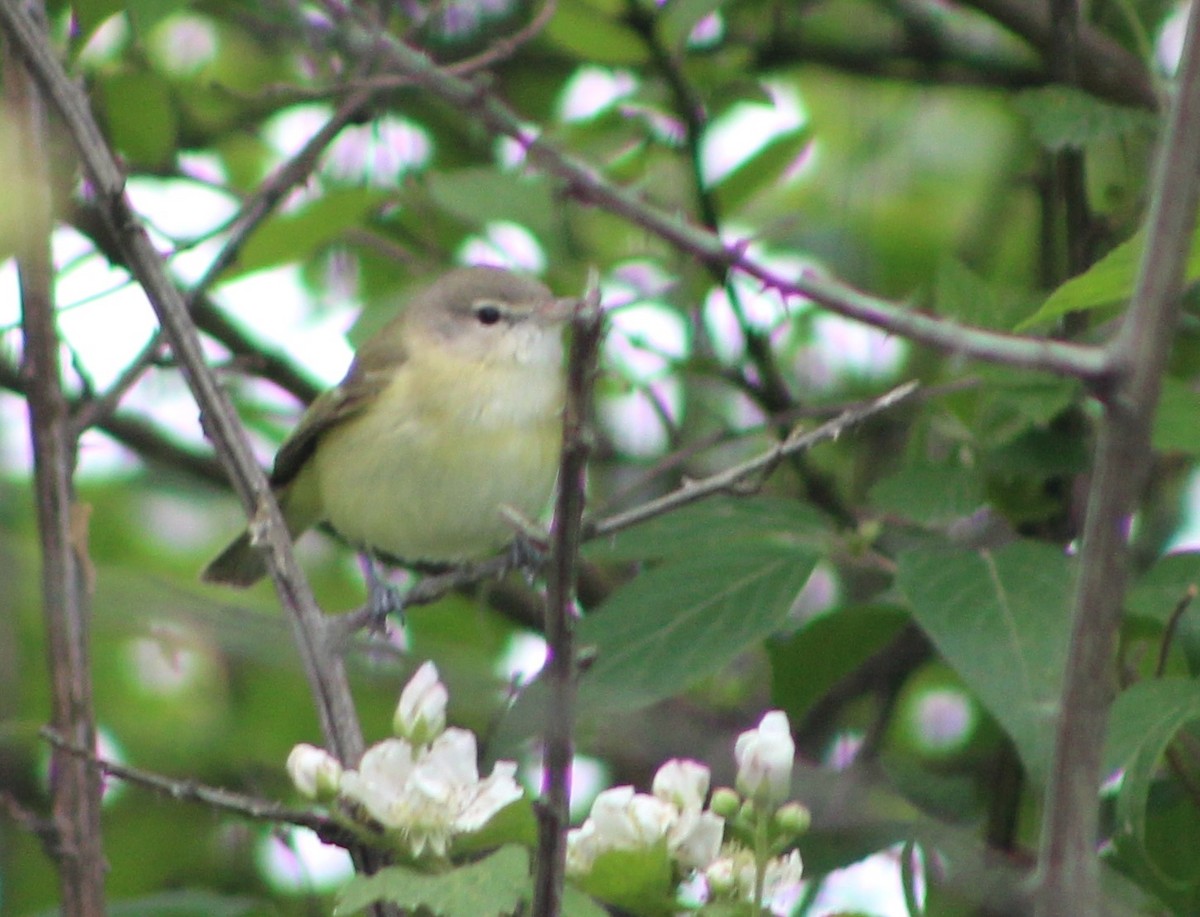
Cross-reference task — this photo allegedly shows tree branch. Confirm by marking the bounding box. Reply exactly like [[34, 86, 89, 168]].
[[316, 13, 1111, 385], [3, 7, 106, 911], [533, 282, 603, 917], [588, 380, 920, 540], [1035, 5, 1200, 914], [960, 0, 1159, 109], [41, 729, 363, 847], [0, 0, 370, 791]]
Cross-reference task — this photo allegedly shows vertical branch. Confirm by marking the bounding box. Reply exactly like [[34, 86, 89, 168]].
[[1035, 5, 1200, 915], [3, 7, 106, 914], [533, 285, 604, 917], [1047, 0, 1094, 282]]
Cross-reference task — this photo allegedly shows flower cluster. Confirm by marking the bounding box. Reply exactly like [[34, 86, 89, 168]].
[[703, 710, 810, 915], [565, 709, 810, 916], [565, 758, 725, 878], [286, 666, 809, 917], [287, 662, 521, 860]]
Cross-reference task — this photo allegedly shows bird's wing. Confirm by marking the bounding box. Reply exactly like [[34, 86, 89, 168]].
[[269, 327, 408, 489]]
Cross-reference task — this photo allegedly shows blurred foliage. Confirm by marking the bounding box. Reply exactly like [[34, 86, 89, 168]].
[[2, 0, 1200, 914]]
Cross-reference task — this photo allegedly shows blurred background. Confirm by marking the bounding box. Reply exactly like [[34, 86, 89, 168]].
[[2, 0, 1198, 913]]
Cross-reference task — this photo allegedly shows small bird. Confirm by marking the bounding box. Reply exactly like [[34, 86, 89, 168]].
[[202, 266, 572, 588]]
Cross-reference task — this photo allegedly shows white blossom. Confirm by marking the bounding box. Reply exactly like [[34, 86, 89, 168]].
[[566, 775, 725, 879], [338, 730, 521, 858], [652, 758, 710, 813], [704, 846, 805, 915], [286, 743, 343, 801], [734, 710, 795, 806], [393, 661, 448, 746], [667, 808, 725, 870]]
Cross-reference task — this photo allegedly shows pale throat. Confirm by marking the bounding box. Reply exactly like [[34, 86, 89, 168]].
[[402, 330, 564, 429]]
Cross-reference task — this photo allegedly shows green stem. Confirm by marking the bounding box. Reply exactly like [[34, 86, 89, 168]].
[[752, 804, 770, 913]]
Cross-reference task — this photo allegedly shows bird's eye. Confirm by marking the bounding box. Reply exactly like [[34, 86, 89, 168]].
[[475, 303, 503, 326]]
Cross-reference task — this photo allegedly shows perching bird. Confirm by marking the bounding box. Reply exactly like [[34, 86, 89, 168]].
[[202, 266, 572, 588]]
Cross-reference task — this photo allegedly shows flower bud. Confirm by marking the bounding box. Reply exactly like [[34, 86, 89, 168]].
[[774, 801, 811, 837], [393, 660, 447, 745], [287, 743, 343, 801], [734, 710, 794, 807], [704, 857, 737, 895], [709, 787, 741, 819]]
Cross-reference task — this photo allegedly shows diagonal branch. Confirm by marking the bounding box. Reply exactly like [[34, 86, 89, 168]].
[[0, 0, 366, 775], [316, 11, 1112, 385]]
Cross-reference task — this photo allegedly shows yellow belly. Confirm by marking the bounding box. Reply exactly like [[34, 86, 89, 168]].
[[311, 362, 563, 563]]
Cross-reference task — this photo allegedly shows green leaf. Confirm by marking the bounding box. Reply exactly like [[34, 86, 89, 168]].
[[657, 0, 729, 49], [1127, 551, 1200, 623], [229, 188, 390, 279], [1016, 225, 1200, 330], [71, 0, 127, 42], [334, 845, 529, 917], [896, 540, 1073, 782], [99, 71, 178, 168], [562, 883, 613, 917], [544, 0, 649, 65], [578, 541, 820, 712], [1104, 679, 1200, 887], [769, 604, 910, 725], [124, 0, 183, 35], [712, 126, 811, 214], [934, 258, 1033, 331], [452, 798, 537, 855], [571, 845, 676, 916], [1014, 86, 1158, 152], [1152, 377, 1200, 454], [584, 496, 828, 562], [106, 890, 264, 916], [869, 462, 984, 526], [1017, 229, 1143, 328], [425, 168, 556, 238]]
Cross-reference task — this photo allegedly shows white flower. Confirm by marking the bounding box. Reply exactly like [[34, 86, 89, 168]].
[[734, 710, 795, 806], [591, 785, 677, 848], [393, 661, 448, 745], [565, 819, 600, 877], [566, 779, 726, 878], [759, 849, 805, 914], [286, 743, 343, 801], [566, 785, 674, 877], [338, 730, 521, 858], [704, 846, 804, 915], [652, 759, 710, 813], [668, 808, 725, 870]]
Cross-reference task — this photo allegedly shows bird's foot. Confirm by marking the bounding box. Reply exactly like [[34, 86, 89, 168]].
[[507, 532, 548, 583], [360, 552, 407, 633]]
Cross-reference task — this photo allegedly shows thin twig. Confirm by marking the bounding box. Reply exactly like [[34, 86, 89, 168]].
[[533, 279, 604, 917], [71, 86, 374, 437], [442, 0, 557, 76], [307, 14, 1113, 385], [589, 380, 920, 540], [330, 380, 921, 638], [40, 728, 351, 839], [187, 85, 377, 301], [1155, 584, 1197, 678]]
